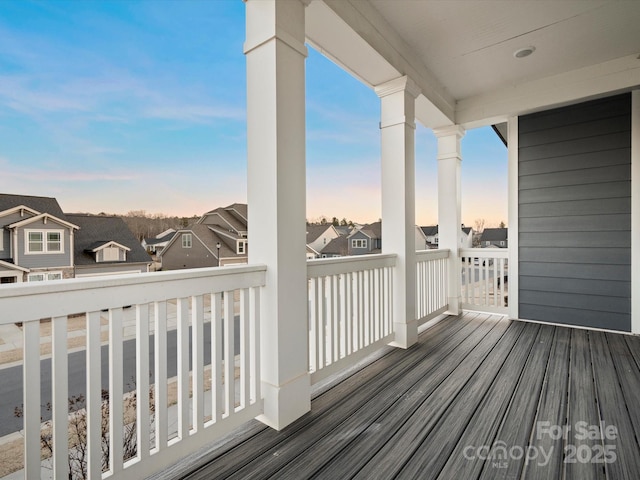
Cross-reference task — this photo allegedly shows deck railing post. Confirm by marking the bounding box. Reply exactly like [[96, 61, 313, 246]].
[[376, 76, 420, 348], [434, 125, 465, 315], [245, 0, 311, 429]]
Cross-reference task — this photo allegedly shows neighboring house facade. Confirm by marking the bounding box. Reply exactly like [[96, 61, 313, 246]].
[[306, 224, 339, 255], [0, 194, 79, 283], [348, 222, 382, 255], [67, 214, 151, 277], [0, 194, 150, 283], [420, 225, 474, 249], [480, 227, 508, 248], [142, 228, 176, 255], [160, 204, 249, 270], [320, 235, 348, 258]]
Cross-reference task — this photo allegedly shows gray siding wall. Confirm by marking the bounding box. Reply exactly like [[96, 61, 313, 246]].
[[0, 211, 36, 258], [17, 220, 73, 269], [161, 233, 217, 270], [349, 231, 371, 255], [518, 93, 631, 331]]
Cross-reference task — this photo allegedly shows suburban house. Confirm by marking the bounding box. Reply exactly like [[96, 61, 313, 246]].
[[0, 194, 150, 283], [159, 204, 249, 270], [347, 221, 382, 255], [66, 214, 151, 277], [5, 3, 640, 480], [0, 194, 78, 283], [419, 225, 474, 249], [142, 228, 176, 255], [480, 227, 508, 248], [319, 235, 348, 258], [306, 224, 339, 255]]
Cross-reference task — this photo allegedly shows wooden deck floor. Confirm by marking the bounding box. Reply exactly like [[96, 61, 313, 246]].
[[178, 313, 640, 480]]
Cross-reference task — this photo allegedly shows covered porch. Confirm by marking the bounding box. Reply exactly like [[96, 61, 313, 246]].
[[1, 1, 640, 479]]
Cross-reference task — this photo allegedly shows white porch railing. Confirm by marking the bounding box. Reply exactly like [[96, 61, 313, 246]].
[[307, 254, 396, 384], [0, 265, 265, 480], [415, 249, 450, 324], [459, 248, 509, 314]]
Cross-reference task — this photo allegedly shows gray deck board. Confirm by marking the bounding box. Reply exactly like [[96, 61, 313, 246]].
[[179, 315, 640, 480]]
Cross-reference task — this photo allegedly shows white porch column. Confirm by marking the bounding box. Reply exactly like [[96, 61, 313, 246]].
[[375, 76, 420, 348], [244, 0, 310, 430], [434, 125, 465, 315]]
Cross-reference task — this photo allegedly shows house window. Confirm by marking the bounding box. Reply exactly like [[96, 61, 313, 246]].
[[182, 233, 192, 248], [26, 230, 64, 254], [238, 241, 247, 254], [499, 240, 505, 246], [351, 239, 367, 249], [28, 232, 43, 252], [28, 271, 62, 282]]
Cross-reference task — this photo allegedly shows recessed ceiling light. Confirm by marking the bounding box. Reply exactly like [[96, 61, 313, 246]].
[[514, 46, 535, 59]]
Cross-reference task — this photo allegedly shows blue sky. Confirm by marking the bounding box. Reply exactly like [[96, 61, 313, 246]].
[[0, 0, 507, 226]]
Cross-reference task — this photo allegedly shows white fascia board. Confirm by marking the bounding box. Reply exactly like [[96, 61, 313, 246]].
[[8, 213, 80, 230], [91, 241, 131, 252], [0, 205, 41, 219], [0, 259, 29, 272], [457, 53, 640, 128]]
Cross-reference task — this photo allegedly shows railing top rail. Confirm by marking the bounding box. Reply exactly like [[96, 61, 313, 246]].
[[307, 253, 397, 278], [416, 249, 450, 260], [0, 264, 267, 325], [459, 248, 509, 259]]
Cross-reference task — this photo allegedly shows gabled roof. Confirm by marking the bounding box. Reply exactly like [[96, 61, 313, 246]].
[[306, 224, 336, 243], [321, 236, 348, 256], [8, 212, 80, 230], [198, 203, 248, 234], [420, 226, 439, 236], [159, 224, 242, 260], [0, 205, 41, 219], [0, 194, 67, 220], [87, 240, 131, 253], [462, 227, 473, 235], [349, 221, 381, 240], [144, 230, 176, 246], [480, 228, 508, 242], [66, 214, 151, 266]]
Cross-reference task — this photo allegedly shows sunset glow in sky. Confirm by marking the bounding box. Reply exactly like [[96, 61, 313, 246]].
[[0, 1, 507, 227]]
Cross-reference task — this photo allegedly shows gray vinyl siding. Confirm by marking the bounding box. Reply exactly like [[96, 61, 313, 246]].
[[349, 231, 371, 255], [518, 93, 631, 331], [17, 221, 73, 269], [0, 211, 36, 258], [161, 233, 217, 270]]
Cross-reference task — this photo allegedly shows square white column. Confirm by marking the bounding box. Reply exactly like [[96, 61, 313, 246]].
[[376, 76, 420, 348], [434, 125, 465, 315], [245, 0, 310, 430]]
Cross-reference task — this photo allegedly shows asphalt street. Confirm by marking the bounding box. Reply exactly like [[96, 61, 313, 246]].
[[0, 318, 240, 438]]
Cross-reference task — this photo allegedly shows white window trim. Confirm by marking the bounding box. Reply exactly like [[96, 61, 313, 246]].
[[351, 238, 368, 249], [24, 229, 65, 255], [28, 271, 63, 282], [182, 233, 192, 249], [237, 240, 247, 254]]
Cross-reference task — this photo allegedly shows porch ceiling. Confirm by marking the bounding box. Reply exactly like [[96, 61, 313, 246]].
[[308, 0, 640, 128]]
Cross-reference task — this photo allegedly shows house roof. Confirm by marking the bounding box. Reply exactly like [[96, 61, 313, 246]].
[[350, 221, 381, 240], [480, 227, 508, 242], [0, 259, 29, 273], [306, 224, 335, 243], [160, 224, 242, 260], [198, 203, 248, 234], [0, 194, 67, 220], [421, 225, 438, 236], [144, 230, 176, 246], [322, 236, 348, 256], [66, 214, 151, 266], [462, 227, 472, 235]]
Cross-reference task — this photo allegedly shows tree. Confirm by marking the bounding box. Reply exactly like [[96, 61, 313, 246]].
[[474, 218, 486, 233], [331, 217, 339, 226], [499, 221, 506, 228], [340, 218, 348, 226]]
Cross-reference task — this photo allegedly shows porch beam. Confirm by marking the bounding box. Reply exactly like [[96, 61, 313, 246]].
[[245, 0, 310, 430], [376, 75, 420, 348], [434, 125, 465, 315]]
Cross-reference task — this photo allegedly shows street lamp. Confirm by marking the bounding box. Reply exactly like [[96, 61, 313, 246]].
[[216, 242, 221, 267]]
